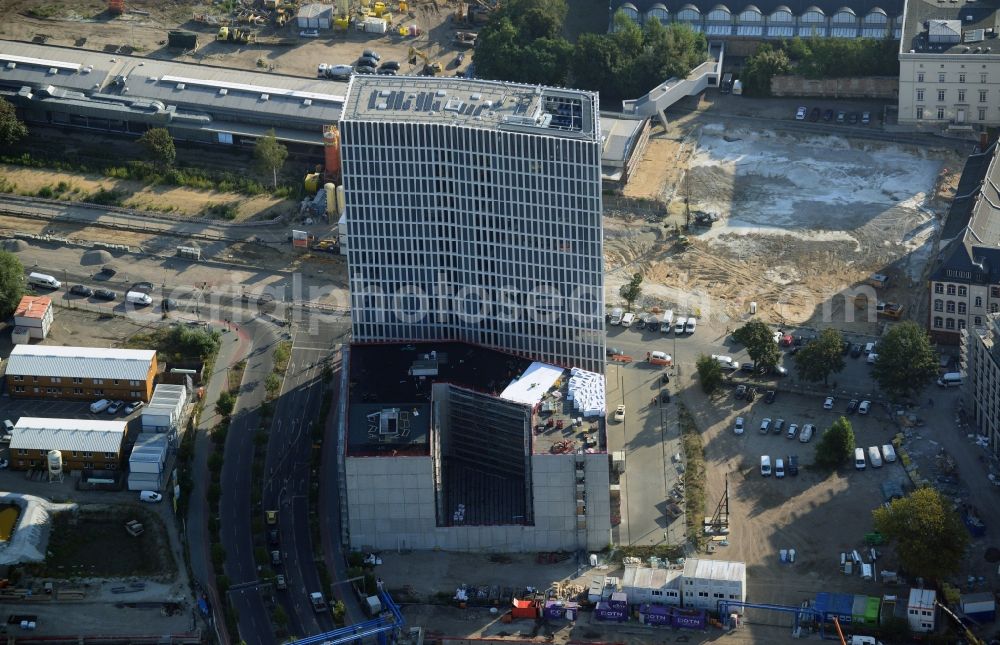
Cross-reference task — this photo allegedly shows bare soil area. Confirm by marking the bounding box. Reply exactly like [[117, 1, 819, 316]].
[[605, 121, 966, 336], [1, 166, 287, 221]]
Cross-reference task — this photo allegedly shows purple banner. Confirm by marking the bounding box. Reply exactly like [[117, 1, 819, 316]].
[[640, 609, 671, 625], [595, 603, 628, 622], [545, 606, 565, 620], [671, 609, 707, 630]]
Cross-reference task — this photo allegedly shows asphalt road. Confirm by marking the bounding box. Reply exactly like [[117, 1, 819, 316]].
[[264, 324, 344, 638]]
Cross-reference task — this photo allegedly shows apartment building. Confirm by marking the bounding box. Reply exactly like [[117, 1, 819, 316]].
[[962, 313, 1000, 456], [927, 141, 1000, 343], [898, 0, 1000, 126], [5, 345, 158, 402], [9, 418, 128, 472], [339, 76, 606, 373]]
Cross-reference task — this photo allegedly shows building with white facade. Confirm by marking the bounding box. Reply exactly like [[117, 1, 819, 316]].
[[907, 588, 937, 632], [12, 295, 53, 342], [621, 560, 746, 613], [962, 313, 1000, 455], [928, 141, 1000, 343], [898, 0, 1000, 127], [339, 76, 605, 373]]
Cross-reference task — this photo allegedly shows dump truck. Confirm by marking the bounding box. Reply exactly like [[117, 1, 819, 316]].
[[310, 592, 328, 612], [217, 26, 256, 44]]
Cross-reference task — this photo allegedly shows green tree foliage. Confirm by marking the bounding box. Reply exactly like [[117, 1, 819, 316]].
[[476, 2, 704, 101], [813, 416, 855, 468], [732, 319, 780, 372], [618, 273, 643, 310], [215, 391, 236, 418], [138, 127, 176, 169], [474, 2, 572, 87], [0, 97, 27, 146], [794, 328, 846, 385], [741, 44, 791, 97], [696, 354, 723, 394], [872, 321, 938, 401], [873, 487, 969, 581], [0, 251, 26, 319], [787, 36, 900, 79], [254, 130, 288, 189], [163, 325, 222, 361]]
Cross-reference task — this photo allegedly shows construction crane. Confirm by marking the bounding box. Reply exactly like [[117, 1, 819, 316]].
[[407, 46, 442, 75], [937, 599, 986, 645]]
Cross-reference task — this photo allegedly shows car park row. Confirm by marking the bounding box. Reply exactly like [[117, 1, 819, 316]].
[[607, 308, 697, 334], [795, 106, 872, 125]]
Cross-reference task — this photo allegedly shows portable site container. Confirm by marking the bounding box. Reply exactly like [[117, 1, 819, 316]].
[[852, 595, 869, 624], [816, 592, 854, 623], [864, 596, 881, 625], [961, 592, 996, 622], [594, 601, 628, 622]]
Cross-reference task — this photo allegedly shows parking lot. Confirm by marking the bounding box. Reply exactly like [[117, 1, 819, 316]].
[[606, 314, 917, 613]]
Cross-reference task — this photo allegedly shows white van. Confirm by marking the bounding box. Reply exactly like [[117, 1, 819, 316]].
[[126, 291, 153, 306], [90, 399, 112, 414], [760, 455, 771, 477], [864, 342, 875, 355], [868, 446, 883, 468], [621, 312, 636, 327], [660, 310, 674, 333], [937, 372, 963, 388], [712, 354, 735, 369], [854, 447, 866, 470], [685, 317, 697, 334], [675, 316, 687, 334], [27, 272, 61, 290], [609, 307, 624, 326]]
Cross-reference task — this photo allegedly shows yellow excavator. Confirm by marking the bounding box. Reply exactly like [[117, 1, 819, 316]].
[[407, 46, 443, 76]]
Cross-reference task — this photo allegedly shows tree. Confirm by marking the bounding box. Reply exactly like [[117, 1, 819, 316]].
[[571, 33, 624, 99], [0, 97, 27, 146], [872, 321, 938, 400], [254, 130, 288, 189], [873, 487, 969, 581], [215, 391, 236, 418], [696, 354, 723, 394], [0, 251, 26, 319], [794, 328, 845, 385], [619, 273, 643, 311], [741, 44, 791, 97], [813, 416, 855, 468], [732, 319, 780, 372], [138, 127, 176, 168]]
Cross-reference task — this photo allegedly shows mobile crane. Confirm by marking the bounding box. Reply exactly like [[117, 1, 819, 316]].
[[407, 46, 443, 76]]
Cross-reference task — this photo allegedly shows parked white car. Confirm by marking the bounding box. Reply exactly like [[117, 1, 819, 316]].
[[798, 424, 815, 443], [881, 444, 897, 463], [140, 491, 163, 503], [684, 317, 697, 334], [858, 400, 871, 415], [823, 397, 835, 410], [734, 417, 745, 435]]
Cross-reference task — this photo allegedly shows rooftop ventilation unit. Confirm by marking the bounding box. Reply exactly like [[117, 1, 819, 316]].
[[376, 102, 387, 109], [176, 83, 185, 90], [5, 62, 15, 69], [218, 88, 228, 95], [47, 67, 57, 75], [435, 89, 446, 97], [303, 98, 312, 106], [260, 93, 269, 101]]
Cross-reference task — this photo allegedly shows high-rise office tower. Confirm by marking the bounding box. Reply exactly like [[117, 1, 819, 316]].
[[340, 76, 605, 372]]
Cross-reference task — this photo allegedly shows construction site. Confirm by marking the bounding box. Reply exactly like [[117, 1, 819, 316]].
[[605, 114, 968, 336]]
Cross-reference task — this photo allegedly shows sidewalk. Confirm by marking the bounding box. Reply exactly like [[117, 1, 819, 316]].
[[185, 323, 254, 645]]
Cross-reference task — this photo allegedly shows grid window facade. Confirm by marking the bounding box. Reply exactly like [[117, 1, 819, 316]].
[[341, 113, 606, 372]]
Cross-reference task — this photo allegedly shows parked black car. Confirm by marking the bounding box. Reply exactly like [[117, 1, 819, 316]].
[[735, 384, 747, 400], [746, 387, 757, 402], [132, 281, 154, 293], [765, 390, 777, 403], [70, 284, 93, 297], [94, 289, 116, 301], [787, 455, 799, 476], [850, 344, 863, 358]]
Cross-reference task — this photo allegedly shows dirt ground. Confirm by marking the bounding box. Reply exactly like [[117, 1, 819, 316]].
[[0, 0, 469, 77], [605, 118, 966, 337], [1, 166, 287, 220]]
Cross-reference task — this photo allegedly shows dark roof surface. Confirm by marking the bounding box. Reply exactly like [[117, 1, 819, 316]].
[[931, 141, 1000, 283], [901, 0, 1000, 55], [615, 0, 903, 16], [346, 342, 533, 455]]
